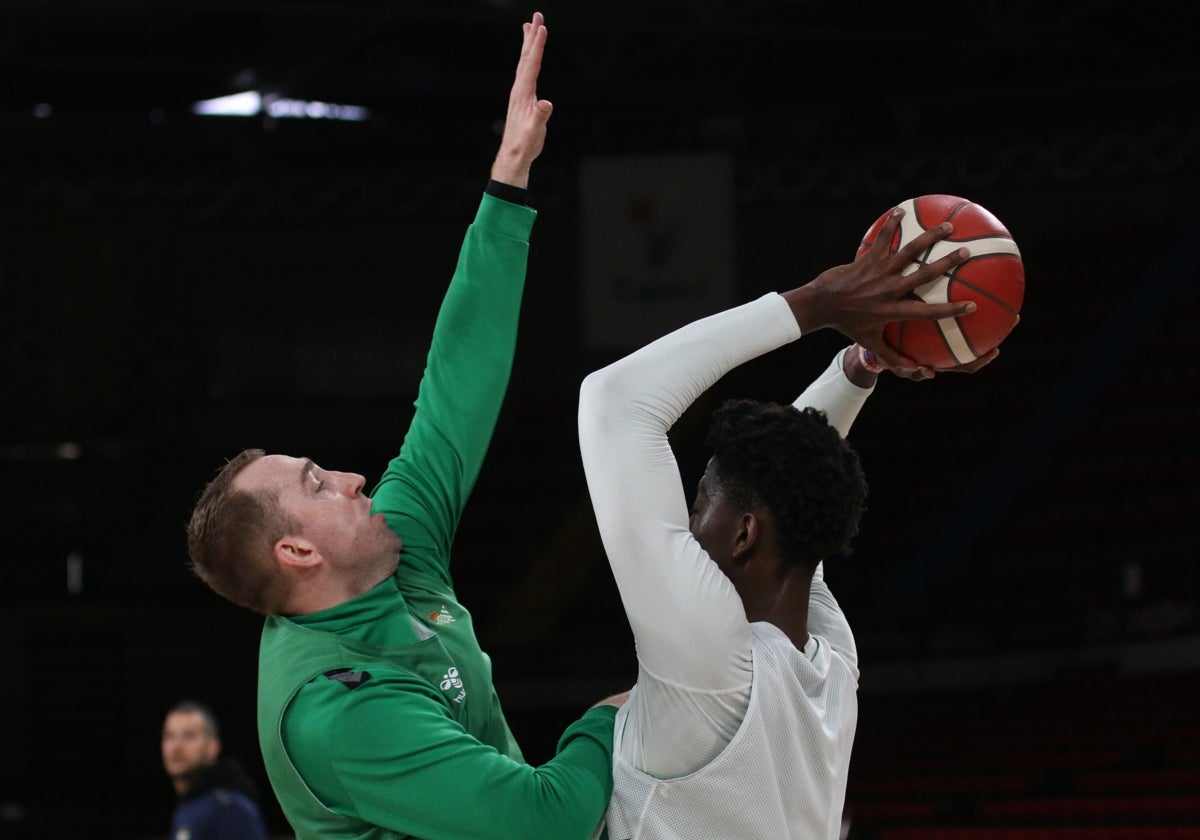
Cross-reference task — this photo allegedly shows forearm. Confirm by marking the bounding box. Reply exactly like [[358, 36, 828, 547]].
[[792, 350, 864, 667], [791, 346, 875, 438], [372, 191, 535, 564], [412, 190, 533, 472], [349, 707, 617, 840], [295, 681, 616, 840]]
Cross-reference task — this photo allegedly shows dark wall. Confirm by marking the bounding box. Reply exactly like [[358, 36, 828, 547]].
[[2, 3, 1199, 837]]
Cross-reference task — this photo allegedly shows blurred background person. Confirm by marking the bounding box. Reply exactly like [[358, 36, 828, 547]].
[[161, 700, 270, 840]]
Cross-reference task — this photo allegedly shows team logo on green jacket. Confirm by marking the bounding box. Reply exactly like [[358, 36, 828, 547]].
[[429, 605, 456, 625], [441, 666, 466, 704]]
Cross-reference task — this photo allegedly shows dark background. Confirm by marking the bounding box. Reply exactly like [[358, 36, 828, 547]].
[[2, 1, 1198, 838]]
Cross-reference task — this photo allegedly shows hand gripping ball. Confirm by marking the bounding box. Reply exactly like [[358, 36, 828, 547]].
[[856, 194, 1025, 368]]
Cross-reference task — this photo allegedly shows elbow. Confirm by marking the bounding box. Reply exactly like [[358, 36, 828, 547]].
[[578, 366, 622, 425], [579, 361, 670, 461], [578, 367, 630, 472], [579, 366, 612, 402]]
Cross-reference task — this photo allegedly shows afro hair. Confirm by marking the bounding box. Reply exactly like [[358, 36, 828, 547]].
[[704, 399, 868, 570]]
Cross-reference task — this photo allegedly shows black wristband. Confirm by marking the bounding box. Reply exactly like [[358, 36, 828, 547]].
[[486, 178, 531, 206]]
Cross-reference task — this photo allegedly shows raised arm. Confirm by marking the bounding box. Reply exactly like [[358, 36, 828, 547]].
[[790, 345, 876, 667], [371, 13, 553, 583], [580, 296, 806, 689], [792, 334, 1000, 668]]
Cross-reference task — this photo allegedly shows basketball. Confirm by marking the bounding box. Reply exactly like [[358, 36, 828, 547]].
[[856, 194, 1025, 369]]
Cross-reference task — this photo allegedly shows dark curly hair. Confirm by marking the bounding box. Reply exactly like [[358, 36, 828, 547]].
[[704, 399, 868, 571]]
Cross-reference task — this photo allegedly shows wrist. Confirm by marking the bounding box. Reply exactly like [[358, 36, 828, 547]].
[[781, 284, 829, 335], [485, 179, 531, 206], [840, 344, 882, 388], [490, 150, 532, 190], [856, 344, 886, 375]]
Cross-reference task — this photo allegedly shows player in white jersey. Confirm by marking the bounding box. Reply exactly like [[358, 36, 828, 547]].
[[578, 209, 995, 840]]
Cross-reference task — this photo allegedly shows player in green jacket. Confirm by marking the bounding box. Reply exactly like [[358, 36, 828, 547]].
[[185, 13, 624, 840]]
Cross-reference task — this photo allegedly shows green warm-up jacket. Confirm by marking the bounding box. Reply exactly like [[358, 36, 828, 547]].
[[257, 191, 617, 840]]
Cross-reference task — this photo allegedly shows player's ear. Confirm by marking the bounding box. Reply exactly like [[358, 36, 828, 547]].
[[730, 512, 759, 563], [274, 536, 322, 570]]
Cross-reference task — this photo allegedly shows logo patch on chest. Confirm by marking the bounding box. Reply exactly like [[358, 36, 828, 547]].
[[428, 605, 456, 625]]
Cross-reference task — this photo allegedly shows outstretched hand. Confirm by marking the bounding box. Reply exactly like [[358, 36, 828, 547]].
[[491, 12, 553, 189], [783, 207, 976, 370]]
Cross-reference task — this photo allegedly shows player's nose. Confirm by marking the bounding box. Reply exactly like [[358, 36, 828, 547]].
[[343, 472, 367, 496]]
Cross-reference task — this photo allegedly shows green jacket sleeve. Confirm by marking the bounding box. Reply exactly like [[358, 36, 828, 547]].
[[370, 193, 536, 587], [287, 672, 616, 840]]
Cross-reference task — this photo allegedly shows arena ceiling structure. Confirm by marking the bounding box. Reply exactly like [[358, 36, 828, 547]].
[[2, 0, 1194, 171]]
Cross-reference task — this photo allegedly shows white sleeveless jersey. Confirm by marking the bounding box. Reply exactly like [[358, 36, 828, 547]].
[[600, 623, 858, 840]]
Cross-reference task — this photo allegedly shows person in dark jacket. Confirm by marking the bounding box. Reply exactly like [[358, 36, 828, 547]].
[[161, 700, 270, 840]]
